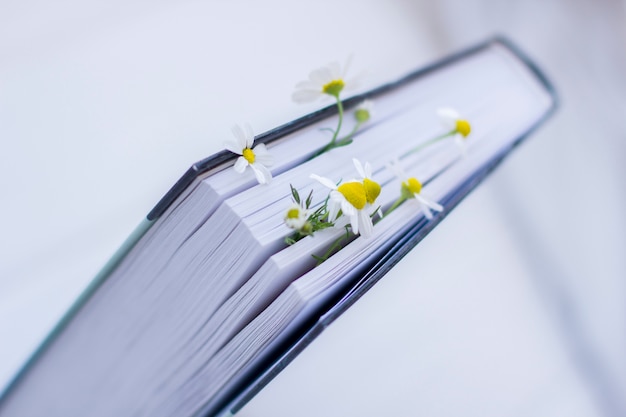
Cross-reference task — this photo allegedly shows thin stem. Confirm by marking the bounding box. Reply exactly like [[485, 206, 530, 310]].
[[385, 196, 406, 217], [400, 131, 453, 159], [315, 227, 350, 265], [329, 95, 344, 146], [336, 120, 361, 144]]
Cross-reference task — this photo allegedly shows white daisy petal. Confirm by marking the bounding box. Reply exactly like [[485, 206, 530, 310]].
[[437, 107, 460, 129], [416, 194, 443, 212], [233, 156, 248, 173], [295, 80, 319, 90], [292, 89, 322, 103], [231, 124, 248, 149], [250, 163, 272, 184], [342, 54, 353, 78], [253, 143, 274, 162], [224, 139, 243, 155], [310, 67, 333, 85], [327, 198, 341, 222], [349, 213, 359, 235], [310, 174, 338, 190], [340, 199, 357, 217], [363, 161, 373, 178], [352, 158, 366, 178], [327, 61, 341, 79], [358, 210, 374, 238], [422, 203, 433, 220], [243, 123, 255, 148]]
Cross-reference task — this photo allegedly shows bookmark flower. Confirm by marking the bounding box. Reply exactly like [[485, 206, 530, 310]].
[[438, 107, 472, 155], [224, 124, 274, 184], [292, 57, 357, 103], [284, 203, 309, 230], [310, 174, 374, 238], [387, 160, 443, 220], [354, 100, 373, 123], [352, 158, 383, 218]]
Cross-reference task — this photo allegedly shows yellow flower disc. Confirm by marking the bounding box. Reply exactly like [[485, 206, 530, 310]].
[[286, 208, 300, 219], [337, 182, 366, 210], [322, 79, 345, 97], [363, 178, 381, 205], [242, 148, 256, 164], [455, 119, 471, 137], [406, 177, 422, 195]]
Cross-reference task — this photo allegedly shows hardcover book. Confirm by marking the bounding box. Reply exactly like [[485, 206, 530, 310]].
[[0, 37, 557, 417]]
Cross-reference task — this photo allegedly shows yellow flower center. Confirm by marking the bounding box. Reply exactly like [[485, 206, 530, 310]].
[[322, 79, 345, 97], [337, 182, 366, 210], [354, 108, 370, 123], [286, 208, 300, 219], [455, 119, 471, 138], [401, 177, 422, 199], [363, 178, 381, 205], [242, 147, 255, 164]]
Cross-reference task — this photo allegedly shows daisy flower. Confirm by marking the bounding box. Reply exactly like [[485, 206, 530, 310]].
[[387, 160, 443, 220], [437, 107, 472, 156], [292, 57, 357, 103], [354, 99, 374, 123], [310, 174, 374, 238], [224, 123, 274, 184], [352, 158, 383, 218], [284, 203, 309, 230]]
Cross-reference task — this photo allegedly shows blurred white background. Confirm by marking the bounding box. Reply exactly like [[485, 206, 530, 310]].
[[1, 0, 625, 416]]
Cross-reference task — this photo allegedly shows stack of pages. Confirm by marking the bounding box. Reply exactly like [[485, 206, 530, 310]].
[[0, 38, 556, 417]]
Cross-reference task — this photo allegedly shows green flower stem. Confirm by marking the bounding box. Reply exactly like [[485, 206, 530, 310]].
[[329, 95, 344, 146], [384, 196, 406, 217], [336, 120, 362, 144], [315, 228, 350, 265], [400, 131, 454, 159]]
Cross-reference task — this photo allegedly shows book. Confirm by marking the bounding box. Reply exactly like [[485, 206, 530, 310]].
[[0, 37, 557, 417]]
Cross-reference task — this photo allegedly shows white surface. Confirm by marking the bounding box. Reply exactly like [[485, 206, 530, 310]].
[[1, 0, 625, 415]]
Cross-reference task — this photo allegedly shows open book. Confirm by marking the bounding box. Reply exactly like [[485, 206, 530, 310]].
[[0, 37, 556, 417]]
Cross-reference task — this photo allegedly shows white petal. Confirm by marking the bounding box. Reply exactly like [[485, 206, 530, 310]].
[[327, 197, 341, 222], [340, 199, 357, 217], [455, 136, 467, 158], [310, 66, 333, 85], [352, 158, 366, 178], [364, 161, 373, 178], [310, 174, 338, 190], [233, 156, 248, 173], [295, 80, 320, 90], [437, 107, 460, 129], [416, 194, 443, 212], [422, 203, 433, 220], [253, 144, 274, 166], [327, 61, 341, 79], [349, 213, 359, 235], [251, 163, 272, 184], [243, 123, 255, 148], [224, 139, 243, 155], [292, 89, 322, 103], [231, 124, 248, 149], [358, 210, 374, 238]]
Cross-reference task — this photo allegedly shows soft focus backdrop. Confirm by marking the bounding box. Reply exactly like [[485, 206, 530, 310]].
[[1, 0, 625, 416]]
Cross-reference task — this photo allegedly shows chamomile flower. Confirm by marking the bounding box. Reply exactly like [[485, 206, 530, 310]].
[[354, 99, 374, 123], [352, 158, 383, 218], [284, 203, 309, 230], [310, 174, 374, 238], [224, 123, 274, 184], [387, 160, 443, 220], [437, 107, 472, 156], [292, 57, 358, 103]]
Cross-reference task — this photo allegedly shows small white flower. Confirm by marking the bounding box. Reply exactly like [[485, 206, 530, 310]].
[[352, 158, 383, 219], [387, 160, 443, 220], [310, 173, 374, 238], [292, 57, 359, 103], [437, 107, 472, 156], [284, 203, 308, 230], [224, 123, 274, 184], [354, 99, 374, 123]]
